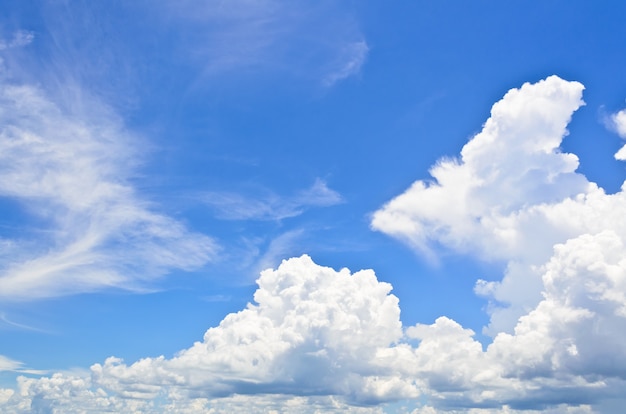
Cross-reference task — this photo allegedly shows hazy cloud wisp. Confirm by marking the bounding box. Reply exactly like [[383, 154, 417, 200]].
[[0, 78, 217, 301]]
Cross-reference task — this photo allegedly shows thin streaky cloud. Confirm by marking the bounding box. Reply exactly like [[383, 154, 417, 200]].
[[203, 179, 343, 221], [0, 78, 217, 301], [0, 355, 47, 376], [158, 0, 369, 86], [322, 40, 369, 87], [252, 229, 306, 274], [0, 313, 53, 334], [0, 30, 34, 50], [0, 355, 22, 372]]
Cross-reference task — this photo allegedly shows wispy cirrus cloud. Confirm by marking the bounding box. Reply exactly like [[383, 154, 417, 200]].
[[0, 313, 51, 334], [322, 40, 369, 87], [0, 354, 46, 376], [203, 179, 343, 221], [158, 0, 369, 87], [0, 30, 33, 50], [0, 63, 217, 301]]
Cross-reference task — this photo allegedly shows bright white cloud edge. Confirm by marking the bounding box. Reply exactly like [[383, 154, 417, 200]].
[[3, 76, 626, 413]]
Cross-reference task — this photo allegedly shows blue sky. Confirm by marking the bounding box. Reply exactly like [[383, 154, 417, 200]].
[[1, 1, 626, 413]]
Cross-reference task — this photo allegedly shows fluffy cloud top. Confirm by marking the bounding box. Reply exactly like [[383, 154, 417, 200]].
[[372, 75, 626, 335], [371, 75, 589, 261], [0, 255, 417, 412]]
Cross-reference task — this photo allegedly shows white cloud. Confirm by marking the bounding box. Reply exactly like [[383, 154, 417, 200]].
[[0, 78, 217, 300], [372, 75, 589, 261], [367, 75, 626, 409], [371, 75, 620, 335], [0, 355, 23, 372], [1, 243, 624, 411], [3, 76, 626, 412], [0, 355, 46, 376], [391, 230, 626, 411], [0, 255, 417, 411], [203, 179, 343, 221]]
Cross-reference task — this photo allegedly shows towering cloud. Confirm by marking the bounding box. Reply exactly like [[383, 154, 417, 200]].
[[372, 75, 625, 335], [0, 255, 419, 412]]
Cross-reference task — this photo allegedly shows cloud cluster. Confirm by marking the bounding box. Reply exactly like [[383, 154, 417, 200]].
[[370, 75, 626, 409], [372, 75, 625, 335], [0, 76, 217, 301], [2, 76, 626, 412], [0, 255, 417, 412]]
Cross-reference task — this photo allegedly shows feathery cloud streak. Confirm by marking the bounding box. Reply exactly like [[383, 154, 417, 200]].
[[158, 0, 368, 86], [0, 75, 217, 301], [203, 179, 343, 221]]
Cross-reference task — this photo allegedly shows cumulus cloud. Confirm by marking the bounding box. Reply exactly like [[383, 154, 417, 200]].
[[4, 241, 624, 412], [203, 179, 343, 221], [3, 76, 626, 412], [368, 75, 626, 409], [387, 230, 626, 411], [0, 77, 217, 301], [0, 255, 418, 412], [371, 75, 625, 334]]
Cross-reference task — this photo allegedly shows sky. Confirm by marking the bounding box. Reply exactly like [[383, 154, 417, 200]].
[[1, 1, 626, 413]]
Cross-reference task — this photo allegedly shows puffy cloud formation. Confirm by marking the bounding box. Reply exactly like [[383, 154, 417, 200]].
[[372, 75, 590, 261], [2, 76, 626, 412], [0, 77, 217, 300], [372, 75, 626, 334], [3, 239, 625, 412], [0, 255, 418, 412], [369, 75, 626, 409]]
